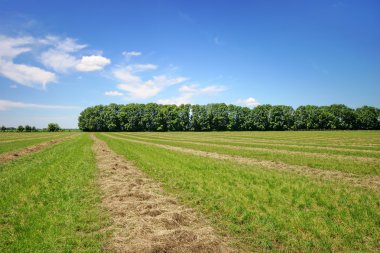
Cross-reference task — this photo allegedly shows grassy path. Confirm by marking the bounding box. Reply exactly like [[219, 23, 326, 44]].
[[98, 133, 380, 252], [0, 134, 107, 252]]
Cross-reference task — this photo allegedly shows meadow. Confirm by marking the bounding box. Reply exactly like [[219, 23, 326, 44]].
[[1, 131, 379, 252]]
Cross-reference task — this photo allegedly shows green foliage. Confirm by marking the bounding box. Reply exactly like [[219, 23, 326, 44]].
[[24, 125, 32, 132], [78, 103, 380, 131], [356, 106, 380, 130], [47, 123, 60, 132], [17, 125, 24, 132]]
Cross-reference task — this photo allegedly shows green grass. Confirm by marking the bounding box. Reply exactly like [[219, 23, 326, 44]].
[[98, 133, 380, 252], [0, 133, 70, 154], [110, 133, 380, 175], [0, 134, 108, 252], [120, 132, 380, 158], [131, 131, 380, 150]]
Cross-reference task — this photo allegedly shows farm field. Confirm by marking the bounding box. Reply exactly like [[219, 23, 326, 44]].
[[1, 131, 380, 252], [0, 132, 72, 155]]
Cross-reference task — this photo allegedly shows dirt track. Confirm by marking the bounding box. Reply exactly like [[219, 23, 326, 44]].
[[91, 134, 235, 253], [0, 135, 77, 164], [104, 133, 380, 194]]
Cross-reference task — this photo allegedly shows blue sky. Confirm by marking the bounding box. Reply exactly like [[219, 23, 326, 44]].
[[0, 0, 379, 128]]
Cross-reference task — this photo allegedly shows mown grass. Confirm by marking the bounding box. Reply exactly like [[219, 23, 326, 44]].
[[98, 133, 380, 252], [110, 133, 380, 176], [0, 132, 64, 140], [120, 132, 380, 158], [0, 134, 108, 252], [0, 133, 69, 154], [132, 131, 380, 150]]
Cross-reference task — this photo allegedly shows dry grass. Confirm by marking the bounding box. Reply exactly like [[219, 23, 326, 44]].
[[0, 134, 77, 163], [91, 134, 235, 253]]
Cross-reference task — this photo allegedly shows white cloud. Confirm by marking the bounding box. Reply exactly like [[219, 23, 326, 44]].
[[0, 35, 57, 88], [0, 34, 110, 88], [179, 84, 226, 95], [76, 55, 111, 72], [40, 49, 79, 73], [40, 36, 109, 72], [114, 66, 187, 99], [129, 64, 157, 72], [105, 90, 123, 96], [40, 36, 87, 52], [237, 97, 260, 107], [122, 51, 142, 57], [159, 84, 226, 105], [0, 59, 57, 88], [117, 75, 187, 99], [0, 99, 79, 111], [157, 93, 192, 105], [0, 35, 34, 59]]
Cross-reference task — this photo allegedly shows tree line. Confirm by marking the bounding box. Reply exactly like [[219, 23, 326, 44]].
[[1, 123, 61, 132], [78, 103, 380, 132]]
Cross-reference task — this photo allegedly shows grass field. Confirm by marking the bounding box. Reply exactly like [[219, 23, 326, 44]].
[[1, 131, 379, 252]]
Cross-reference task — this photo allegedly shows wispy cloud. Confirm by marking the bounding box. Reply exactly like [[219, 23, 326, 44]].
[[0, 99, 80, 111], [213, 36, 225, 46], [113, 60, 187, 99], [40, 36, 110, 73], [0, 34, 111, 89], [158, 84, 226, 105], [122, 50, 142, 61], [236, 97, 260, 107], [0, 35, 57, 88], [105, 90, 123, 96], [122, 51, 142, 57]]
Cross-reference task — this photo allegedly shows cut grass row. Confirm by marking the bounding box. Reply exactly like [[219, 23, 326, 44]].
[[110, 133, 380, 176], [97, 133, 380, 252], [130, 131, 380, 151], [116, 132, 380, 158], [0, 134, 107, 252], [0, 132, 67, 142], [0, 133, 72, 155], [130, 130, 380, 145]]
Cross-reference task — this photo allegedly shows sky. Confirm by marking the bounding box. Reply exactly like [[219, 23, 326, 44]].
[[0, 0, 379, 128]]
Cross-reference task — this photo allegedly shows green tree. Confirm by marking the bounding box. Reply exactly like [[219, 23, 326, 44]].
[[25, 125, 32, 132], [1, 125, 6, 132], [294, 105, 321, 130], [251, 105, 272, 130], [191, 105, 210, 131], [356, 106, 380, 130], [326, 104, 357, 130], [17, 125, 24, 132], [47, 123, 60, 132]]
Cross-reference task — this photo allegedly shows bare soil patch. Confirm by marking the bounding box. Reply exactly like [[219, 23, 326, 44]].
[[105, 134, 380, 194], [0, 135, 76, 164], [91, 134, 235, 253]]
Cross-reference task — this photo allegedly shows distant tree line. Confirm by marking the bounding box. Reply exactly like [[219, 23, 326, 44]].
[[78, 103, 380, 132], [1, 123, 62, 132]]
